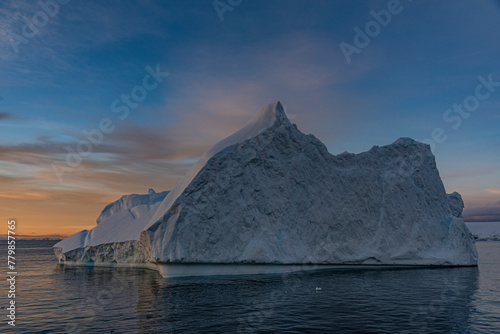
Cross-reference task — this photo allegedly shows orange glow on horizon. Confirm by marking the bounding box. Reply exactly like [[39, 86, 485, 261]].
[[2, 192, 111, 237]]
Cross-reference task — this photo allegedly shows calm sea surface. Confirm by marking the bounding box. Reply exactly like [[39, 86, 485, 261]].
[[1, 240, 499, 333]]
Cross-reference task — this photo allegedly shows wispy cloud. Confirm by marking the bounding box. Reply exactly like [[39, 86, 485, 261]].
[[463, 203, 500, 222], [0, 112, 14, 120], [486, 188, 500, 195]]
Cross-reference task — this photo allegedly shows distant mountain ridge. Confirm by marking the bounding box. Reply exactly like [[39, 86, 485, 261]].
[[0, 234, 67, 241]]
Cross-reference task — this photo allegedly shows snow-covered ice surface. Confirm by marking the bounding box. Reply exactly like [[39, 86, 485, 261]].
[[466, 222, 500, 241], [145, 102, 286, 230], [96, 188, 168, 224], [54, 102, 478, 277], [54, 189, 168, 253]]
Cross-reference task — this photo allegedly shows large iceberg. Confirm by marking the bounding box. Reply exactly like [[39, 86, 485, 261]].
[[54, 102, 478, 277]]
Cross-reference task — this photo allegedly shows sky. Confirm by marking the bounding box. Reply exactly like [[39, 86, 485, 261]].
[[0, 0, 499, 236]]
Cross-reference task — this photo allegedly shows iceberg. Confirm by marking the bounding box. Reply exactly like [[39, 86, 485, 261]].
[[54, 102, 478, 277], [465, 222, 500, 241], [53, 189, 169, 262]]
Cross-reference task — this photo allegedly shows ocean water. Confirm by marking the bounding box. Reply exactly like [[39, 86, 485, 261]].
[[1, 240, 499, 333]]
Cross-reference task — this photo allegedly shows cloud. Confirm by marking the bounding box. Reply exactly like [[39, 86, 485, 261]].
[[0, 0, 173, 89], [486, 188, 500, 195], [0, 121, 206, 163], [441, 165, 500, 179], [463, 204, 500, 222], [0, 113, 217, 202], [0, 112, 14, 120], [108, 125, 209, 161]]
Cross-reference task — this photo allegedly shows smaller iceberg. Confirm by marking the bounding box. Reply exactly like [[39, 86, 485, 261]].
[[54, 190, 168, 259], [465, 222, 500, 241]]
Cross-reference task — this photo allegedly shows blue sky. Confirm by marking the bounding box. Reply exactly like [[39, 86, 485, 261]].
[[0, 0, 499, 234]]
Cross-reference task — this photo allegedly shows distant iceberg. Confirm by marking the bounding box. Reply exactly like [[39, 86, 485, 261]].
[[54, 102, 478, 277], [465, 222, 500, 241]]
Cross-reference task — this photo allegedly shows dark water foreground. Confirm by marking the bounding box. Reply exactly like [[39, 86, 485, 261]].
[[1, 241, 499, 333]]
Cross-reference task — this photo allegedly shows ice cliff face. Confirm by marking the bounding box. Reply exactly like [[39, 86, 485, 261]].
[[447, 192, 464, 218], [143, 102, 477, 266], [54, 101, 478, 270]]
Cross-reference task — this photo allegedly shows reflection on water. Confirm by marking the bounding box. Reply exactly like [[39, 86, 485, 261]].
[[55, 264, 482, 334], [5, 241, 500, 333]]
